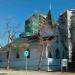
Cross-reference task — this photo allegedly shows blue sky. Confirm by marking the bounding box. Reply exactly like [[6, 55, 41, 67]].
[[0, 0, 75, 46]]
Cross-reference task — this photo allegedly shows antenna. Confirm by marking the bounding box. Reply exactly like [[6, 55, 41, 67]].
[[33, 9, 38, 14], [49, 3, 51, 10]]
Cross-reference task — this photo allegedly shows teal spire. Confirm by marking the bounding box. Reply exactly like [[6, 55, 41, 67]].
[[46, 2, 57, 28], [46, 9, 57, 28], [46, 9, 53, 28]]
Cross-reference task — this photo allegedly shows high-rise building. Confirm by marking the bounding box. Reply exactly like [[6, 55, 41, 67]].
[[58, 9, 75, 63]]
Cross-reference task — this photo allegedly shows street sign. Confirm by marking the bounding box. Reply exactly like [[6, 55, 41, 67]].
[[61, 59, 68, 72], [24, 49, 30, 57], [24, 50, 29, 57], [61, 59, 67, 67], [24, 49, 30, 75]]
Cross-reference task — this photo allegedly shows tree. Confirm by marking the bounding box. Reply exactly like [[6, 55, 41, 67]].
[[5, 18, 20, 69], [38, 16, 54, 70]]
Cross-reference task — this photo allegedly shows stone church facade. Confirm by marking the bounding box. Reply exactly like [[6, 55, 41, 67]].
[[0, 10, 66, 71]]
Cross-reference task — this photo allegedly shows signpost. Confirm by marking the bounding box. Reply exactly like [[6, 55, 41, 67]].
[[24, 49, 30, 75], [61, 59, 68, 72], [24, 50, 29, 57]]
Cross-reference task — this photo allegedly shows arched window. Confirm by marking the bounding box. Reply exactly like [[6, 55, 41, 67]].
[[7, 52, 9, 59], [16, 51, 20, 59], [62, 51, 64, 59], [48, 51, 52, 58], [62, 50, 66, 59], [55, 49, 60, 59]]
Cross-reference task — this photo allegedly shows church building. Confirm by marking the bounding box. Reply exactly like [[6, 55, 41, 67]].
[[0, 10, 66, 71]]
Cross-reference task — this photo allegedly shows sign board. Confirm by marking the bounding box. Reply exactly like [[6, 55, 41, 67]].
[[61, 59, 68, 67], [24, 50, 29, 57]]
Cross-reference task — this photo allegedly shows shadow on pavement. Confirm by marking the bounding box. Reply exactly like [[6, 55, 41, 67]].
[[0, 73, 8, 75]]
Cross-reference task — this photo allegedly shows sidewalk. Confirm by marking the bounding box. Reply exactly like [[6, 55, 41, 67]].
[[0, 69, 75, 75]]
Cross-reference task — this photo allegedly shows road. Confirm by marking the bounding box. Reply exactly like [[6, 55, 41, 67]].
[[0, 70, 75, 75]]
